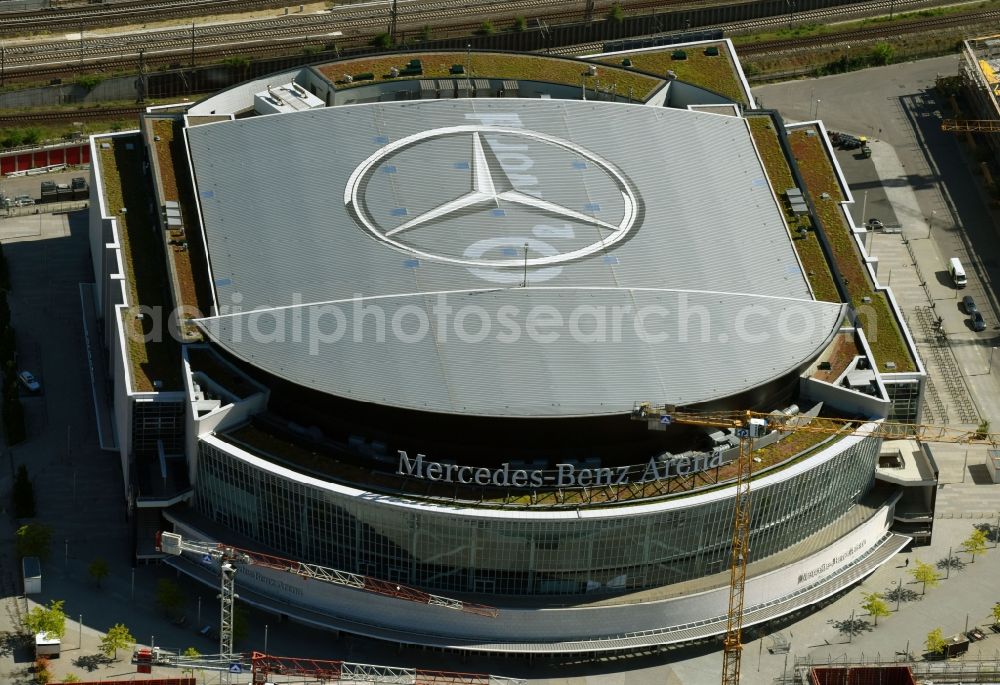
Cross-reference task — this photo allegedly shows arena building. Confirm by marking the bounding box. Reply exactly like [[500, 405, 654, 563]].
[[87, 41, 934, 654]]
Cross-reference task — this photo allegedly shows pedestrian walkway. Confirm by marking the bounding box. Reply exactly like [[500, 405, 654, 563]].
[[866, 140, 1000, 426], [78, 282, 117, 451]]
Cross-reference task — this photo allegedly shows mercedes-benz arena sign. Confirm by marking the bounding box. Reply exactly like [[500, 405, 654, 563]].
[[344, 125, 639, 268]]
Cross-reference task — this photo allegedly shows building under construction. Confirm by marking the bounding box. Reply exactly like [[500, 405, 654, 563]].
[[959, 36, 1000, 174]]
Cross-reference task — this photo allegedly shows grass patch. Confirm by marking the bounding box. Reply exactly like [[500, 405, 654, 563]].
[[747, 116, 839, 303], [595, 43, 748, 104], [98, 135, 182, 391], [788, 129, 915, 373], [150, 118, 213, 323], [317, 52, 662, 100]]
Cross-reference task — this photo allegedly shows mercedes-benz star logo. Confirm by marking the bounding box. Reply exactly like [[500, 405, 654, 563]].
[[344, 125, 639, 268]]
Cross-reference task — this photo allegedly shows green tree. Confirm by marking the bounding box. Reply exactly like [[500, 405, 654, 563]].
[[12, 464, 35, 518], [22, 128, 42, 146], [861, 592, 890, 626], [975, 420, 991, 439], [925, 627, 947, 657], [991, 602, 1000, 625], [478, 20, 495, 35], [909, 560, 941, 595], [88, 557, 110, 588], [24, 600, 66, 639], [181, 646, 200, 676], [35, 655, 52, 684], [870, 43, 894, 66], [155, 578, 186, 618], [99, 623, 134, 661], [75, 75, 102, 90], [61, 674, 81, 683], [607, 2, 625, 22], [962, 528, 989, 563], [370, 32, 392, 49], [513, 15, 527, 31], [1, 129, 25, 149], [15, 523, 52, 561]]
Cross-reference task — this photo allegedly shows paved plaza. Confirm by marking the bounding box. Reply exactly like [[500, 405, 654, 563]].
[[1, 55, 1000, 684]]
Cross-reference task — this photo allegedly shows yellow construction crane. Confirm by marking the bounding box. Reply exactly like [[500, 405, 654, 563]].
[[631, 404, 1000, 685], [941, 119, 1000, 133]]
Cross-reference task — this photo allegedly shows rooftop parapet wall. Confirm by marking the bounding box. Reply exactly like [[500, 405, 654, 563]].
[[784, 124, 919, 375], [592, 39, 751, 106], [315, 51, 664, 102]]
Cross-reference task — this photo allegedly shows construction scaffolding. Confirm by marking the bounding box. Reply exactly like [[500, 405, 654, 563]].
[[133, 649, 527, 685]]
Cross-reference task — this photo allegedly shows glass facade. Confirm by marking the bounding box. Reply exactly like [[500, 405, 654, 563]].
[[132, 399, 185, 456], [885, 379, 921, 423], [193, 436, 879, 596]]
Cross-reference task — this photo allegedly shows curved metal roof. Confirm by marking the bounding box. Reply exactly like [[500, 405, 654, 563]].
[[187, 98, 844, 417]]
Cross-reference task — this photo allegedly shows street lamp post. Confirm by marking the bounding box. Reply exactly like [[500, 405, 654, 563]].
[[815, 99, 821, 120]]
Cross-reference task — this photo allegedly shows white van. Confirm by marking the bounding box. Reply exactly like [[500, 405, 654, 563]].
[[949, 257, 967, 288]]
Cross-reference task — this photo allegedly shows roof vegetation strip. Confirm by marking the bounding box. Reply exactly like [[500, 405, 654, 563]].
[[149, 117, 214, 320], [787, 128, 915, 373], [594, 43, 748, 105], [315, 52, 663, 100], [97, 135, 182, 391], [746, 116, 839, 303]]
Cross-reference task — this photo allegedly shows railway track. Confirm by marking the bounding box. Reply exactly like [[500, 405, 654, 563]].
[[0, 105, 144, 126], [549, 0, 938, 55], [3, 0, 655, 69], [1, 0, 718, 34], [1, 0, 321, 31], [0, 0, 984, 86], [737, 7, 1000, 55]]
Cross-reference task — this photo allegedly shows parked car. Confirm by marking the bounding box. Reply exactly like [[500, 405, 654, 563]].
[[15, 195, 34, 207], [962, 295, 978, 315], [971, 311, 987, 332], [18, 371, 40, 392], [866, 218, 884, 230]]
